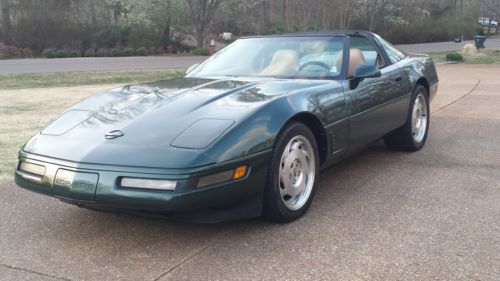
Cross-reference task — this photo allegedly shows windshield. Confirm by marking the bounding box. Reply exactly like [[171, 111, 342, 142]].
[[187, 37, 345, 79]]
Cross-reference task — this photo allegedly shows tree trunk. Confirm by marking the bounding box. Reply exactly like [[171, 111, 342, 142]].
[[1, 0, 12, 45], [162, 3, 172, 48], [114, 0, 122, 22], [487, 19, 492, 37], [196, 26, 205, 48]]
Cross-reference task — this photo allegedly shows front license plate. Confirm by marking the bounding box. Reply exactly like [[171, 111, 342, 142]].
[[53, 169, 99, 201]]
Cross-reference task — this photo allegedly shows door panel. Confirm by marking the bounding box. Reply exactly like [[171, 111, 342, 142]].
[[348, 67, 410, 152]]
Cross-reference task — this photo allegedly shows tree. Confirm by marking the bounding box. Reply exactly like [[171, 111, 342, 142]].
[[1, 0, 13, 44], [187, 0, 223, 47]]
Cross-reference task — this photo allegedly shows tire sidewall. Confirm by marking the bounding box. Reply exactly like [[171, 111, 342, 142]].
[[264, 122, 320, 222]]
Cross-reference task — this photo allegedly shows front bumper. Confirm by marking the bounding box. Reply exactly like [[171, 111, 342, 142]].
[[15, 150, 272, 222]]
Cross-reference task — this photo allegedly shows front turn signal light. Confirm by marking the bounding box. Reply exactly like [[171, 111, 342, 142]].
[[197, 165, 249, 188], [233, 165, 248, 180]]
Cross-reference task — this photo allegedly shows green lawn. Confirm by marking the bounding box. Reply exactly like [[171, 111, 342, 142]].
[[0, 69, 184, 90]]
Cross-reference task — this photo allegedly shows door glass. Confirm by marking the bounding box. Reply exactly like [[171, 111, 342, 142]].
[[349, 36, 384, 68]]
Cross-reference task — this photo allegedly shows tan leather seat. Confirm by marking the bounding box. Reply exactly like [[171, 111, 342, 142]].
[[260, 50, 298, 76], [334, 48, 367, 77]]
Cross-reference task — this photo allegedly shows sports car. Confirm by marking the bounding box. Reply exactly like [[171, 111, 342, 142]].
[[15, 31, 438, 223]]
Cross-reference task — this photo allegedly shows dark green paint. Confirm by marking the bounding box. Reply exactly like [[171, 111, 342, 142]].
[[15, 31, 439, 221]]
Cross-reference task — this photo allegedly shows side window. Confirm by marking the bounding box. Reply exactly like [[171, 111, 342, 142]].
[[349, 36, 385, 68], [374, 34, 406, 64]]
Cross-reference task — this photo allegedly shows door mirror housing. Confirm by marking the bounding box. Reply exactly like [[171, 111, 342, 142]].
[[353, 64, 381, 79], [186, 64, 200, 75]]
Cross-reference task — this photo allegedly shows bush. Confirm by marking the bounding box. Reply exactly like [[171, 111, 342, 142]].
[[42, 48, 57, 58], [0, 44, 31, 59], [96, 48, 110, 57], [84, 48, 96, 57], [136, 47, 148, 56], [147, 47, 157, 56], [192, 48, 210, 56], [477, 27, 485, 36], [156, 47, 165, 55], [446, 52, 464, 62], [111, 48, 126, 57], [123, 47, 136, 56], [21, 48, 33, 58], [68, 50, 81, 57], [56, 49, 72, 58]]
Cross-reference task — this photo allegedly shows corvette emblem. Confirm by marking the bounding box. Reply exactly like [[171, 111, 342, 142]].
[[105, 130, 124, 139]]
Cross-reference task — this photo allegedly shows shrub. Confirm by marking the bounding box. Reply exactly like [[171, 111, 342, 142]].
[[111, 48, 124, 57], [147, 47, 157, 56], [192, 48, 210, 56], [56, 49, 71, 58], [96, 48, 110, 57], [42, 48, 57, 58], [123, 47, 136, 56], [136, 47, 148, 56], [21, 48, 33, 58], [156, 47, 165, 55], [7, 46, 21, 57], [0, 44, 29, 58], [477, 27, 485, 36], [84, 48, 96, 57], [446, 52, 464, 62], [68, 50, 81, 57]]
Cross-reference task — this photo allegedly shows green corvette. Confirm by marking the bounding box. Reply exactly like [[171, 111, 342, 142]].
[[15, 31, 438, 222]]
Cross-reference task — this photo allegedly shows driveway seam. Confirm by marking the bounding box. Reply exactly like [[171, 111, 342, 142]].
[[152, 237, 221, 281], [0, 264, 72, 281], [432, 79, 481, 113]]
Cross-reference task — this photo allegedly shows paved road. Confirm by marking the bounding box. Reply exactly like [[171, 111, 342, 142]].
[[1, 39, 500, 74], [0, 56, 207, 74], [0, 64, 499, 280], [397, 38, 500, 53]]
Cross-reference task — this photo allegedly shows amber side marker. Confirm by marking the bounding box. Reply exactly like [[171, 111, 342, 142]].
[[233, 165, 248, 180]]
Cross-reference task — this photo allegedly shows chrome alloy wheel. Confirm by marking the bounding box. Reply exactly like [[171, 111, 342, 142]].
[[278, 135, 316, 210], [412, 93, 428, 143]]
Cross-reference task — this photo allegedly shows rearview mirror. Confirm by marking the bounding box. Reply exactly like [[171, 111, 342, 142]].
[[186, 64, 200, 75], [353, 64, 381, 79]]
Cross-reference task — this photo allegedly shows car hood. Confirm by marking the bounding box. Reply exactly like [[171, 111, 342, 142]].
[[23, 77, 335, 168]]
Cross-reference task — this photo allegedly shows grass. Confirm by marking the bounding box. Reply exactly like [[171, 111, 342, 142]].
[[430, 49, 500, 64], [0, 69, 184, 90]]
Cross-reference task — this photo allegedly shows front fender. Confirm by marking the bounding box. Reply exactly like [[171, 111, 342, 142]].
[[205, 96, 311, 163]]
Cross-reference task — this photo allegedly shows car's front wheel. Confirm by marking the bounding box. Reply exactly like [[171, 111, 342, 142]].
[[384, 84, 430, 151], [263, 122, 319, 222]]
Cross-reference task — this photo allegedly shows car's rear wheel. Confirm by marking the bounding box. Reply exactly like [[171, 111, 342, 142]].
[[384, 84, 429, 151], [263, 122, 319, 222]]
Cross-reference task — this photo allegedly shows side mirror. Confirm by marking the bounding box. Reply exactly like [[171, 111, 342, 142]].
[[186, 64, 200, 75], [353, 64, 381, 79]]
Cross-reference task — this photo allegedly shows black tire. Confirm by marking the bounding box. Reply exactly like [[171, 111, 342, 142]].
[[263, 122, 320, 222], [384, 84, 430, 151]]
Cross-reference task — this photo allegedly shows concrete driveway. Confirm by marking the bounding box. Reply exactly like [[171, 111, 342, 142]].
[[1, 64, 499, 280]]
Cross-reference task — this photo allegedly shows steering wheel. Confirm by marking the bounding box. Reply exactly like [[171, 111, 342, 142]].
[[299, 61, 331, 71]]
